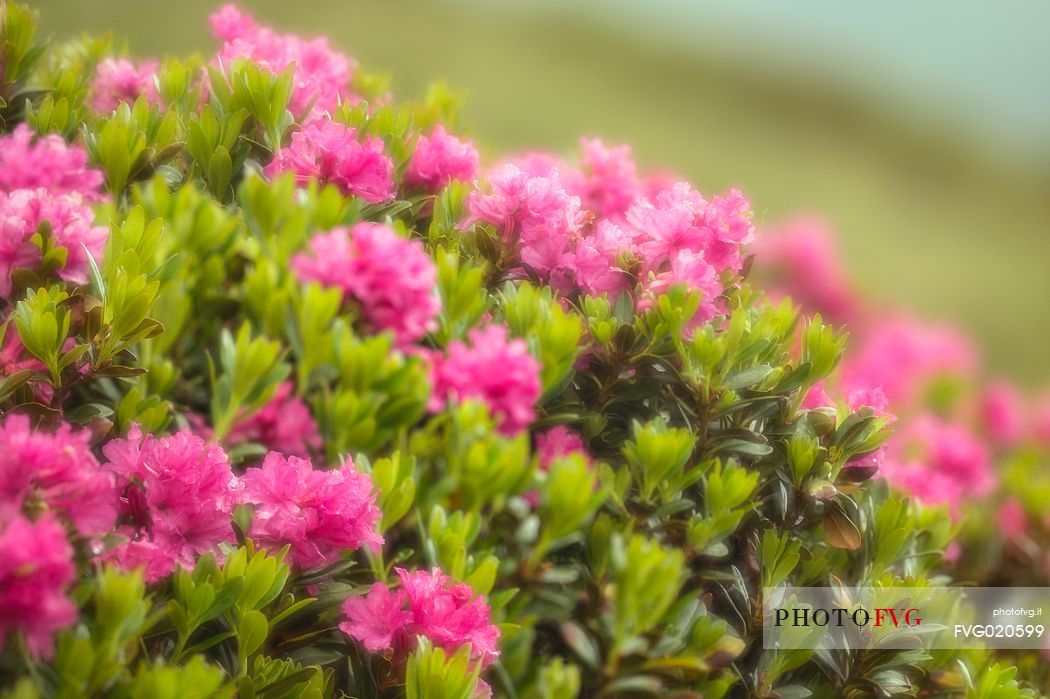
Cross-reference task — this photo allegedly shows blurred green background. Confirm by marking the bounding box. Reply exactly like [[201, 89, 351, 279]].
[[31, 0, 1050, 380]]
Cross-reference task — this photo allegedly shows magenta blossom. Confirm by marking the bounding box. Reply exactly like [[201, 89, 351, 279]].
[[464, 164, 585, 282], [526, 425, 592, 507], [640, 248, 723, 327], [0, 414, 114, 537], [0, 125, 105, 200], [405, 125, 480, 192], [840, 316, 977, 408], [429, 325, 542, 436], [340, 581, 411, 652], [340, 567, 500, 669], [90, 58, 160, 113], [881, 414, 993, 513], [101, 427, 239, 582], [574, 137, 642, 220], [571, 219, 635, 298], [210, 5, 354, 115], [802, 381, 834, 410], [627, 182, 754, 276], [0, 189, 108, 298], [0, 514, 77, 658], [534, 425, 589, 470], [227, 381, 321, 457], [240, 452, 382, 569], [293, 222, 440, 345], [755, 217, 859, 323], [978, 380, 1025, 448], [997, 498, 1028, 541], [266, 120, 395, 203]]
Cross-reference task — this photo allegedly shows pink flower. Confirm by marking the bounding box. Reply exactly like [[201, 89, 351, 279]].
[[397, 568, 500, 667], [534, 426, 589, 470], [845, 385, 891, 416], [210, 5, 354, 115], [0, 414, 114, 537], [0, 514, 77, 659], [227, 381, 321, 457], [465, 164, 584, 281], [339, 582, 412, 652], [627, 182, 754, 276], [90, 58, 159, 113], [801, 381, 834, 410], [702, 188, 756, 273], [0, 125, 105, 200], [101, 427, 239, 582], [405, 125, 480, 192], [240, 452, 382, 569], [266, 120, 394, 203], [571, 220, 635, 298], [574, 138, 642, 219], [429, 325, 542, 436], [292, 223, 440, 345], [209, 3, 256, 41], [979, 380, 1025, 447], [103, 530, 190, 584], [525, 426, 592, 508], [839, 316, 977, 408], [641, 249, 723, 326], [997, 498, 1028, 541], [340, 567, 500, 669], [881, 414, 993, 512], [755, 217, 858, 323], [0, 189, 108, 297]]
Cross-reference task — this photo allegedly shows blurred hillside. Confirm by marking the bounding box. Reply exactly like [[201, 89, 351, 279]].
[[31, 0, 1050, 381]]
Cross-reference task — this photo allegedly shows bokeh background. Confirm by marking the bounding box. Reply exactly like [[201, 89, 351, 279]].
[[32, 0, 1050, 380]]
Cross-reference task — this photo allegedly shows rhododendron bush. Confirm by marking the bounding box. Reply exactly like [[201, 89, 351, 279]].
[[0, 3, 1046, 698]]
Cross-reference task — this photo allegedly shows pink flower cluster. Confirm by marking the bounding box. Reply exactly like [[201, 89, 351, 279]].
[[0, 125, 105, 199], [464, 139, 755, 326], [754, 216, 859, 323], [576, 137, 642, 220], [405, 125, 480, 192], [881, 414, 993, 513], [525, 425, 592, 507], [293, 222, 440, 345], [0, 127, 108, 298], [341, 567, 500, 669], [210, 5, 354, 115], [534, 425, 590, 470], [429, 325, 542, 436], [228, 381, 321, 457], [99, 424, 381, 580], [0, 414, 114, 537], [465, 162, 586, 285], [978, 380, 1026, 448], [102, 427, 240, 582], [760, 218, 1044, 523], [90, 58, 160, 113], [0, 415, 110, 658], [839, 315, 977, 407], [266, 119, 395, 203], [0, 514, 76, 658], [241, 452, 382, 569]]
